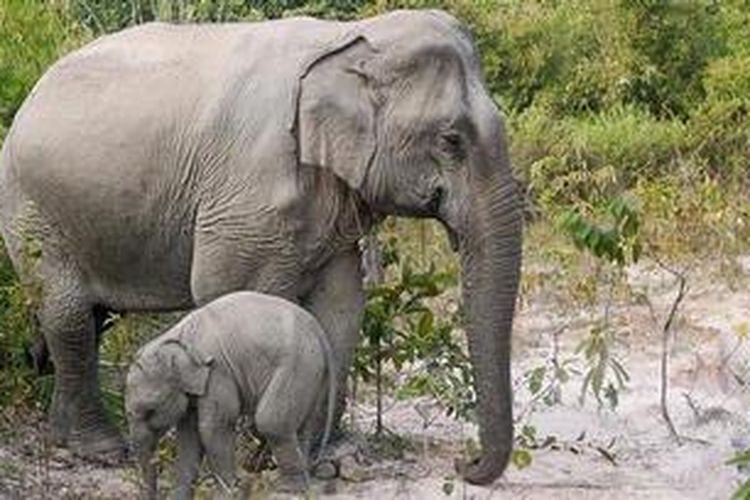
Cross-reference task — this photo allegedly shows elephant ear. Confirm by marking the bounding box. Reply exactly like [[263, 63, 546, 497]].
[[297, 36, 378, 191], [161, 340, 213, 397]]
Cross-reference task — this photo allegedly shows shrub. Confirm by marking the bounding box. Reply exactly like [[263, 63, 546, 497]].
[[0, 1, 89, 130], [513, 104, 687, 211], [704, 55, 750, 103], [0, 246, 51, 412], [615, 0, 726, 119], [354, 227, 472, 430]]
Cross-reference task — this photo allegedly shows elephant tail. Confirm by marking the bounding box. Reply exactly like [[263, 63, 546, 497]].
[[313, 326, 337, 466]]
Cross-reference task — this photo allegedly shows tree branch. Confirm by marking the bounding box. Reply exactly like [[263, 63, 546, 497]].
[[654, 260, 688, 443]]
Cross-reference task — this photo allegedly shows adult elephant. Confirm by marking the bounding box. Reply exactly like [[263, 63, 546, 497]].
[[0, 10, 521, 484]]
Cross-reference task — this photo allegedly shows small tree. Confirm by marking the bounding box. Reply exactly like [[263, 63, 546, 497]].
[[558, 196, 640, 409], [353, 232, 470, 436]]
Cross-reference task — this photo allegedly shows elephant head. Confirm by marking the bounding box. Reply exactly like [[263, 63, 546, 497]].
[[297, 10, 522, 484], [125, 339, 212, 499]]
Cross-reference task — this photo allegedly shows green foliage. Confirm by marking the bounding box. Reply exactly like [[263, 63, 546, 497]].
[[728, 448, 750, 500], [634, 170, 750, 261], [733, 481, 750, 500], [523, 350, 577, 408], [68, 0, 266, 32], [615, 1, 725, 119], [704, 55, 750, 103], [559, 197, 641, 266], [0, 1, 89, 131], [511, 446, 532, 470], [557, 196, 637, 410], [68, 0, 368, 34], [0, 247, 51, 411], [354, 231, 473, 423], [575, 322, 629, 410]]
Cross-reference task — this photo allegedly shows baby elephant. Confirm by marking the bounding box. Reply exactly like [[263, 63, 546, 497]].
[[125, 291, 336, 499]]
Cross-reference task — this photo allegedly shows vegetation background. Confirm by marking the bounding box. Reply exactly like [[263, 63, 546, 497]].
[[0, 0, 749, 495]]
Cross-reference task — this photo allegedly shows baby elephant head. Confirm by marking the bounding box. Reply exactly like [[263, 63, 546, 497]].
[[125, 338, 213, 499]]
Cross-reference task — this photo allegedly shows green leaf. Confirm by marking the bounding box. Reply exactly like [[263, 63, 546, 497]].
[[555, 366, 570, 383], [511, 448, 533, 469], [416, 310, 434, 337], [727, 449, 750, 466], [442, 480, 455, 496], [521, 424, 537, 440], [528, 366, 546, 395], [611, 358, 631, 385], [732, 478, 750, 500], [604, 382, 619, 409]]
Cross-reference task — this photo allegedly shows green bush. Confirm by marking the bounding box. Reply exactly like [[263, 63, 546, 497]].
[[704, 55, 750, 103], [0, 246, 51, 412], [354, 228, 472, 428], [615, 0, 726, 119], [513, 104, 687, 211], [68, 0, 368, 34], [690, 53, 750, 182], [448, 1, 619, 115], [0, 1, 89, 130]]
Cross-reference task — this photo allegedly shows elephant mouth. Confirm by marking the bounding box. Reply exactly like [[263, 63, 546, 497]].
[[438, 218, 461, 252]]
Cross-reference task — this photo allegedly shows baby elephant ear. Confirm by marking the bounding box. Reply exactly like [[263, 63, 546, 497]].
[[163, 341, 213, 396]]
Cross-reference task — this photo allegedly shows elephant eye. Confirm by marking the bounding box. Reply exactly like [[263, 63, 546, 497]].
[[438, 132, 465, 162]]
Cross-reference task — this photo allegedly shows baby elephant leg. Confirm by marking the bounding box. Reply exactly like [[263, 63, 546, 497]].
[[268, 434, 308, 493], [254, 371, 315, 492], [199, 423, 236, 498], [171, 408, 203, 500], [197, 372, 241, 498], [298, 402, 339, 480]]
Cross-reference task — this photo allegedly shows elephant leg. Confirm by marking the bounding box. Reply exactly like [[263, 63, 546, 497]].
[[26, 305, 109, 375], [171, 408, 203, 500], [197, 371, 241, 498], [302, 250, 365, 447], [299, 410, 339, 480], [255, 411, 308, 491], [199, 422, 236, 499], [39, 264, 122, 458], [268, 435, 309, 493], [255, 368, 315, 492]]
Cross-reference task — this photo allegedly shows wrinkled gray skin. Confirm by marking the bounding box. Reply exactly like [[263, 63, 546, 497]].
[[0, 9, 522, 484], [126, 291, 336, 499]]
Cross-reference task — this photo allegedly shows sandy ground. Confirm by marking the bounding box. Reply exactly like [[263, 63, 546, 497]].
[[1, 258, 748, 499]]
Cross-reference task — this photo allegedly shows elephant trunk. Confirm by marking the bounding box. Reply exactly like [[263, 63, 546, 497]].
[[457, 172, 522, 485]]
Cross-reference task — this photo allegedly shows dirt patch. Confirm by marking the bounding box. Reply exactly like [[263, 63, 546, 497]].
[[0, 413, 138, 499]]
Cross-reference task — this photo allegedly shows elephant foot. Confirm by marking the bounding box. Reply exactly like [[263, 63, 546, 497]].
[[48, 389, 125, 463], [68, 425, 127, 465], [454, 456, 501, 486], [48, 423, 70, 448], [277, 473, 309, 494], [311, 459, 340, 480]]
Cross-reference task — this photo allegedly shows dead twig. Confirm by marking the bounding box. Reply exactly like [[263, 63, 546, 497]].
[[646, 256, 690, 443]]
